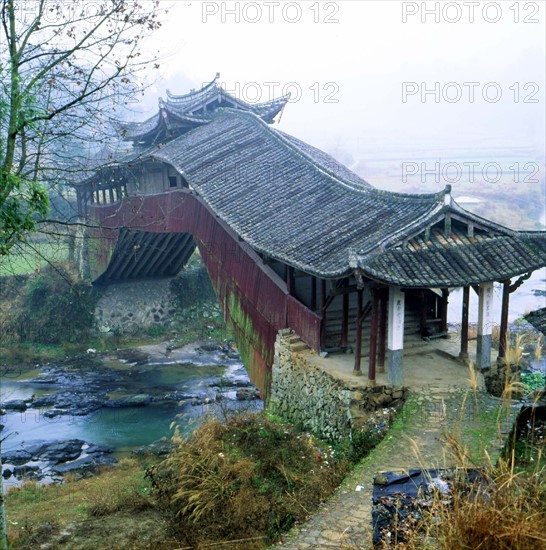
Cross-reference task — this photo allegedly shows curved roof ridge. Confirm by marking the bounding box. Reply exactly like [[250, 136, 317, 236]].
[[216, 108, 370, 193], [236, 109, 448, 202], [252, 93, 292, 108], [518, 230, 546, 236], [166, 73, 221, 103]]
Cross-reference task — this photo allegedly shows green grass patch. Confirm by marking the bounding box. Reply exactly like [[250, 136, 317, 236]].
[[4, 457, 167, 549], [0, 241, 69, 276]]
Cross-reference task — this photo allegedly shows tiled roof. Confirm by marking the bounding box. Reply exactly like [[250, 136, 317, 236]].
[[118, 73, 289, 142], [86, 108, 546, 286], [364, 230, 546, 287], [525, 307, 546, 335]]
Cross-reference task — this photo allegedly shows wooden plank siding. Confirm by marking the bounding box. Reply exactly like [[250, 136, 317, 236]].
[[88, 189, 321, 397]]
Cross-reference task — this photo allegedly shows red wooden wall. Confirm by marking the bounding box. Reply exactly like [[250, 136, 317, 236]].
[[88, 190, 321, 398]]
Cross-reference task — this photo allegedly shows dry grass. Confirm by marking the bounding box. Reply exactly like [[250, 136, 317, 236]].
[[5, 457, 159, 548], [429, 461, 546, 550], [148, 413, 354, 548], [374, 368, 546, 550]]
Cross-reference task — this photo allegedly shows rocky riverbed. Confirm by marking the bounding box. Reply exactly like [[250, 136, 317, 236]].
[[1, 341, 261, 485]]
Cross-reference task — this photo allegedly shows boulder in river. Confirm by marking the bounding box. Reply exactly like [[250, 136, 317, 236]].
[[236, 388, 260, 401], [51, 454, 118, 477], [2, 399, 28, 411], [2, 449, 33, 466], [104, 394, 152, 408], [2, 439, 116, 481]]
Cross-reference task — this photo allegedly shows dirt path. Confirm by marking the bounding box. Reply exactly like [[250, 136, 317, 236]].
[[275, 389, 516, 549]]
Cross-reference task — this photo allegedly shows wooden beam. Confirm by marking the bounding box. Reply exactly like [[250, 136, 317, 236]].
[[498, 279, 510, 359], [353, 288, 363, 376], [120, 232, 159, 279], [310, 276, 317, 311], [139, 233, 178, 279], [330, 284, 358, 296], [368, 288, 379, 386], [460, 286, 470, 360], [169, 235, 197, 275], [107, 231, 142, 281], [320, 278, 327, 348], [420, 290, 427, 334], [153, 234, 193, 277], [509, 272, 532, 293], [378, 288, 388, 371], [286, 266, 295, 295], [440, 288, 449, 335], [341, 280, 349, 347]]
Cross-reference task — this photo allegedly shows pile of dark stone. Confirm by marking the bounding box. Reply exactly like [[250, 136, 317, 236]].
[[371, 468, 485, 547], [1, 439, 116, 483]]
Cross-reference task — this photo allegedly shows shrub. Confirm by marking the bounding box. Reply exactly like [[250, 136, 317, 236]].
[[8, 263, 96, 345], [147, 414, 351, 547]]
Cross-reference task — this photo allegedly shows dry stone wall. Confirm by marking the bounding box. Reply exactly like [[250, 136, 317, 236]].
[[269, 330, 407, 441], [95, 278, 177, 334]]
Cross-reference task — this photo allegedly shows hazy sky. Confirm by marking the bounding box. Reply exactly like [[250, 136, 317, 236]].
[[140, 0, 545, 156]]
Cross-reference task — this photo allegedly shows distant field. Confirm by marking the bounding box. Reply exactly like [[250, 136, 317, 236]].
[[0, 240, 69, 276], [345, 144, 546, 231]]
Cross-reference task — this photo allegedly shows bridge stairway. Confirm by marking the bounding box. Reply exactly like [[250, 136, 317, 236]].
[[324, 297, 427, 357]]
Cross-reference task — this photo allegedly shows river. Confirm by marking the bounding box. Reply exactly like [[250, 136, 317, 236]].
[[0, 342, 262, 488]]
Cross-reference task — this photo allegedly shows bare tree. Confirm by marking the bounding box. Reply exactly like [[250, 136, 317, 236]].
[[0, 2, 166, 546], [0, 0, 164, 256]]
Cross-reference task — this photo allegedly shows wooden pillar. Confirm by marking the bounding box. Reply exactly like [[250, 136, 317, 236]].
[[353, 288, 363, 376], [368, 288, 379, 386], [440, 288, 449, 335], [420, 290, 428, 334], [341, 282, 349, 347], [477, 282, 494, 370], [286, 266, 295, 295], [310, 276, 317, 311], [498, 279, 510, 360], [388, 286, 405, 386], [460, 286, 470, 360], [378, 288, 388, 372], [320, 279, 327, 348]]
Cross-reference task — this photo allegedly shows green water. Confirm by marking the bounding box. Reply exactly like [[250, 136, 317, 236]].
[[1, 359, 248, 454]]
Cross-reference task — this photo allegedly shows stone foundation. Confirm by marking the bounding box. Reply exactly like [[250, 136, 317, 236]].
[[269, 330, 407, 441], [95, 278, 177, 334], [484, 360, 522, 397]]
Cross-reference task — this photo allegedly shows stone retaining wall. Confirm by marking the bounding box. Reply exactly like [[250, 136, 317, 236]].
[[269, 330, 407, 441], [95, 278, 177, 334]]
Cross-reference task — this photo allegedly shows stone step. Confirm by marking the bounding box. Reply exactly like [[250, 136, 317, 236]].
[[289, 341, 309, 352]]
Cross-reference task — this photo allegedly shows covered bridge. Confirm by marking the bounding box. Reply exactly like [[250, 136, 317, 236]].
[[72, 74, 546, 396]]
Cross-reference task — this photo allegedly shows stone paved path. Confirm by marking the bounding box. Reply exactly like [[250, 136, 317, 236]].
[[275, 389, 517, 549]]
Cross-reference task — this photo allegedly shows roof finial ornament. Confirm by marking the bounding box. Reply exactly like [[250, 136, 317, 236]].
[[444, 184, 452, 206], [348, 248, 358, 269]]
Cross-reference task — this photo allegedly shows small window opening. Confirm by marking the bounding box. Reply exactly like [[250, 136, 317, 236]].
[[168, 175, 178, 188]]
